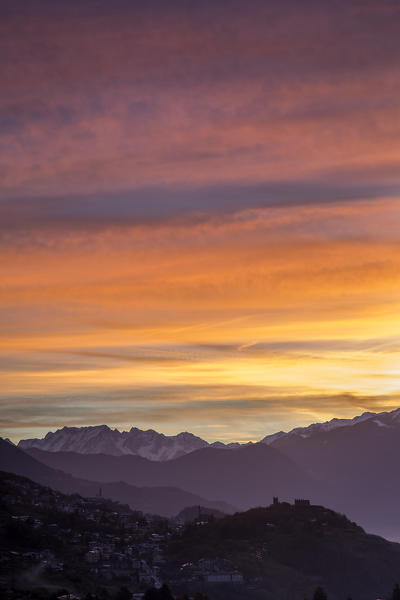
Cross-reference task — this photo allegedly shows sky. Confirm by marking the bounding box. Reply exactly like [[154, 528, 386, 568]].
[[1, 0, 400, 443]]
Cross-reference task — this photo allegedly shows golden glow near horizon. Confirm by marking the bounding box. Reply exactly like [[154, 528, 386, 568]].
[[2, 198, 400, 442], [1, 1, 400, 442]]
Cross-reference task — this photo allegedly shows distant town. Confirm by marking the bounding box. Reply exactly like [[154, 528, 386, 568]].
[[1, 472, 248, 599], [4, 469, 400, 600]]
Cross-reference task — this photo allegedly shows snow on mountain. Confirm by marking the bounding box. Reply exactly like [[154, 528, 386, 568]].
[[18, 425, 211, 461], [261, 408, 400, 445], [120, 427, 210, 460], [260, 431, 287, 445], [210, 440, 242, 449], [17, 407, 400, 460]]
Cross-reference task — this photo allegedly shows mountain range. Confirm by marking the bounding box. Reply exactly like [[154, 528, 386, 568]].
[[5, 406, 400, 539], [25, 442, 317, 509], [18, 425, 239, 460], [0, 438, 234, 517], [18, 408, 400, 460], [262, 408, 400, 445]]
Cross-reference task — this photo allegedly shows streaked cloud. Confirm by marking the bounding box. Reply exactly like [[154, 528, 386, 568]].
[[1, 0, 399, 442], [2, 387, 400, 444]]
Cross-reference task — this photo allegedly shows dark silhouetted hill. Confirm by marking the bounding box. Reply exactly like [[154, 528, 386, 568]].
[[27, 442, 320, 509], [175, 505, 226, 523], [17, 407, 400, 538], [269, 419, 400, 539], [0, 438, 235, 516], [167, 501, 400, 600]]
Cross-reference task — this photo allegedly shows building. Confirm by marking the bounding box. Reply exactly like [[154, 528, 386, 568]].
[[205, 572, 244, 584], [294, 499, 310, 507]]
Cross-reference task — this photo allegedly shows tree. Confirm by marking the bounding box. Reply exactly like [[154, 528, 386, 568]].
[[144, 586, 174, 600], [144, 589, 160, 600], [159, 585, 174, 600], [115, 587, 132, 600], [313, 586, 327, 600], [392, 584, 400, 600], [96, 588, 110, 600]]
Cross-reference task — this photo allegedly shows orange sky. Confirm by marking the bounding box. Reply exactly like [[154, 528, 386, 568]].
[[1, 0, 400, 442]]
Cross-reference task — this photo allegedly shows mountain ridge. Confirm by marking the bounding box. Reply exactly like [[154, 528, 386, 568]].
[[16, 406, 400, 461], [0, 438, 235, 517], [25, 442, 320, 510], [167, 501, 400, 600], [262, 408, 400, 446], [18, 424, 240, 461]]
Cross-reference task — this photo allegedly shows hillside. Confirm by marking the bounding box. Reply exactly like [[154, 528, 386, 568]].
[[0, 439, 235, 517], [0, 470, 169, 598], [268, 419, 400, 539], [175, 505, 226, 524], [166, 501, 400, 600], [26, 443, 320, 509], [3, 470, 400, 600], [16, 407, 400, 538]]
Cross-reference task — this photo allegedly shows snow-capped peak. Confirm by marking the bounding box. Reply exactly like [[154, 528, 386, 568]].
[[261, 408, 400, 445], [18, 424, 211, 461], [16, 407, 400, 460]]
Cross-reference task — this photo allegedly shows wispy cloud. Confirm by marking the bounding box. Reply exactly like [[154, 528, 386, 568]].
[[2, 387, 400, 444], [1, 0, 400, 441]]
